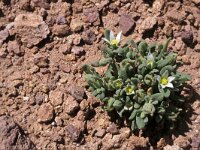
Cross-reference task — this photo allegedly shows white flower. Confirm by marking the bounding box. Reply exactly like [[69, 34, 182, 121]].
[[102, 30, 122, 46], [157, 75, 175, 89]]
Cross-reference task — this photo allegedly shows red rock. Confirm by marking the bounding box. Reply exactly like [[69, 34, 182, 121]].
[[69, 85, 85, 102], [32, 0, 50, 9], [82, 30, 96, 45], [119, 14, 135, 35], [0, 115, 35, 150], [0, 29, 9, 45], [49, 90, 64, 106], [7, 41, 24, 56], [138, 17, 157, 34], [64, 95, 80, 115], [52, 24, 70, 37], [37, 103, 54, 123], [14, 14, 49, 46], [166, 10, 186, 24], [66, 124, 81, 142], [83, 7, 100, 25]]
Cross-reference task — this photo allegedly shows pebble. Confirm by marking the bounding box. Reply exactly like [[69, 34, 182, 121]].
[[174, 136, 191, 149], [70, 18, 83, 32], [64, 95, 80, 115], [181, 31, 193, 46], [95, 129, 106, 138], [49, 90, 64, 106], [82, 30, 96, 45], [7, 41, 24, 56], [52, 24, 70, 37], [66, 124, 81, 142], [83, 7, 100, 25], [0, 29, 9, 45], [69, 85, 85, 102], [34, 55, 49, 68], [14, 14, 49, 46], [37, 103, 54, 123], [71, 46, 85, 57], [138, 17, 157, 34], [59, 44, 71, 55], [119, 14, 135, 35], [107, 123, 119, 135]]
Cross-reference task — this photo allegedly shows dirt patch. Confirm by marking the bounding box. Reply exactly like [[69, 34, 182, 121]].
[[0, 0, 200, 149]]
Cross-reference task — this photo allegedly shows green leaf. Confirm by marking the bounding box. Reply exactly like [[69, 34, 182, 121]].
[[99, 58, 112, 66], [151, 93, 164, 102], [108, 98, 115, 108], [131, 120, 136, 131], [129, 109, 139, 120], [160, 65, 174, 75], [138, 40, 148, 56], [104, 29, 110, 40], [136, 116, 145, 129], [113, 100, 123, 110], [142, 103, 155, 114], [175, 72, 191, 82]]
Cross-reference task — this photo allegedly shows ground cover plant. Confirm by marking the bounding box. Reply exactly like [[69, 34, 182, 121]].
[[83, 30, 191, 131]]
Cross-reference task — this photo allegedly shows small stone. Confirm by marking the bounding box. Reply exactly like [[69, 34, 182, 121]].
[[69, 85, 85, 102], [95, 129, 106, 138], [30, 65, 40, 74], [56, 15, 66, 25], [49, 90, 64, 106], [37, 103, 54, 123], [0, 115, 35, 150], [70, 18, 83, 32], [191, 137, 200, 148], [7, 41, 24, 56], [64, 95, 80, 115], [174, 136, 190, 149], [181, 31, 193, 46], [181, 55, 191, 65], [83, 7, 100, 25], [0, 47, 8, 58], [66, 124, 81, 142], [66, 54, 76, 61], [192, 0, 200, 5], [0, 29, 9, 45], [119, 14, 135, 35], [166, 10, 186, 24], [157, 138, 167, 148], [71, 46, 85, 57], [107, 123, 119, 135], [59, 63, 71, 73], [59, 44, 71, 55], [34, 55, 49, 68], [163, 145, 182, 150], [55, 117, 63, 126], [52, 25, 70, 37], [82, 30, 96, 45], [32, 0, 50, 9], [14, 14, 49, 46], [138, 17, 157, 34], [35, 92, 45, 105]]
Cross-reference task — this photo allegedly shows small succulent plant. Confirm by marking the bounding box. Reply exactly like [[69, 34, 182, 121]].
[[83, 30, 191, 131]]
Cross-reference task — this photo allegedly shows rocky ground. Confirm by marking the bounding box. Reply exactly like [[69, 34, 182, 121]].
[[0, 0, 200, 149]]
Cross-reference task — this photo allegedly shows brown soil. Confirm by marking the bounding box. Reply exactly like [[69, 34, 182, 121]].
[[0, 0, 200, 149]]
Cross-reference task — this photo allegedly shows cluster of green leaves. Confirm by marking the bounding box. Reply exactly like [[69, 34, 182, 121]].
[[83, 30, 191, 131]]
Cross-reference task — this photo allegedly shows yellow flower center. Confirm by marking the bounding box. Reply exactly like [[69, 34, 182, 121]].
[[147, 60, 153, 66], [115, 81, 122, 88], [160, 77, 168, 85], [126, 87, 133, 94], [111, 39, 118, 45]]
